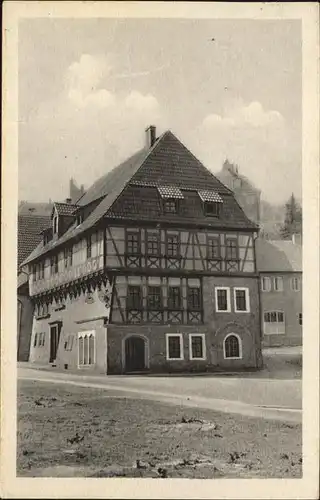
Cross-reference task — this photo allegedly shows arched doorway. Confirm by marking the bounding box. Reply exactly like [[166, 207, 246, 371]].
[[124, 336, 147, 372]]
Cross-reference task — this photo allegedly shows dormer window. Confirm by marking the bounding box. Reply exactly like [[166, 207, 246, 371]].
[[76, 213, 84, 226], [53, 215, 58, 234], [198, 190, 223, 217], [164, 199, 178, 214], [204, 202, 220, 216], [157, 185, 184, 215]]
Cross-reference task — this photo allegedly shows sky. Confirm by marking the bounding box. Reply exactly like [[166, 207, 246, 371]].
[[19, 18, 302, 205]]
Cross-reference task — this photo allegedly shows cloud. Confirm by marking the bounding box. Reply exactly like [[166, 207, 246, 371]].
[[19, 54, 166, 202], [190, 100, 300, 204], [202, 100, 284, 129]]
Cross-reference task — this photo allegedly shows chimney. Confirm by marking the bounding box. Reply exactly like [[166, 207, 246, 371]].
[[145, 125, 157, 148], [65, 198, 72, 204]]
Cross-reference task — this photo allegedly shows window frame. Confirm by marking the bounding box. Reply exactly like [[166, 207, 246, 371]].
[[225, 238, 239, 261], [204, 201, 220, 217], [163, 198, 178, 215], [126, 285, 142, 310], [165, 333, 184, 361], [223, 333, 242, 360], [189, 333, 206, 360], [166, 233, 180, 258], [146, 232, 160, 256], [187, 286, 201, 311], [261, 276, 271, 292], [126, 231, 141, 256], [207, 236, 221, 260], [78, 331, 96, 367], [215, 286, 231, 313], [263, 310, 285, 335], [147, 285, 162, 310], [273, 276, 284, 292], [86, 235, 92, 259], [291, 277, 300, 292], [167, 286, 182, 309], [233, 287, 250, 313]]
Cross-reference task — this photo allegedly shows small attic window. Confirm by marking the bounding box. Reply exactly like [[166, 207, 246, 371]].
[[158, 185, 184, 216], [204, 202, 220, 217], [198, 190, 223, 218], [163, 199, 178, 214]]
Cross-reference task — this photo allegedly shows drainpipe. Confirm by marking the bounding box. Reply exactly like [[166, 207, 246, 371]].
[[253, 231, 263, 369]]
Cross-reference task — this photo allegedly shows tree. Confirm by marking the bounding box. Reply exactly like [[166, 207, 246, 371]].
[[280, 193, 302, 239]]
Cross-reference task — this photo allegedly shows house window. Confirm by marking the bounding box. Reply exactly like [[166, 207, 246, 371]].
[[33, 333, 38, 347], [298, 313, 302, 326], [167, 234, 179, 257], [215, 287, 231, 312], [187, 287, 201, 310], [291, 277, 300, 291], [146, 233, 160, 256], [64, 334, 74, 351], [163, 199, 178, 214], [147, 286, 162, 309], [273, 276, 284, 292], [78, 331, 95, 366], [64, 247, 73, 268], [86, 235, 92, 259], [127, 285, 142, 309], [166, 334, 183, 360], [204, 202, 220, 217], [76, 213, 84, 226], [207, 237, 220, 260], [261, 276, 271, 292], [39, 261, 45, 279], [126, 232, 140, 255], [263, 311, 285, 335], [167, 286, 181, 309], [224, 334, 242, 359], [226, 239, 238, 260], [234, 288, 250, 313], [189, 334, 206, 360], [50, 255, 58, 275], [38, 332, 45, 347]]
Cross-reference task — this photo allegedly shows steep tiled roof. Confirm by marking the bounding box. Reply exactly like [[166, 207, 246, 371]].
[[53, 202, 78, 216], [18, 214, 51, 267], [256, 239, 302, 272], [22, 130, 257, 266]]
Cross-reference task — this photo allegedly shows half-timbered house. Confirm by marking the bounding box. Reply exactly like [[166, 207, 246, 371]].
[[22, 127, 263, 374]]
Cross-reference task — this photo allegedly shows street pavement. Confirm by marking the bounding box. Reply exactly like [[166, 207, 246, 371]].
[[18, 366, 302, 423]]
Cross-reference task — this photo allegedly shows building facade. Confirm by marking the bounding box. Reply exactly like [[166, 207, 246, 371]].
[[22, 127, 263, 374], [215, 160, 261, 225], [256, 239, 302, 347]]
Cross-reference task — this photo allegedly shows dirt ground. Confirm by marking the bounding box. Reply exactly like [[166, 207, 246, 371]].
[[17, 379, 302, 479]]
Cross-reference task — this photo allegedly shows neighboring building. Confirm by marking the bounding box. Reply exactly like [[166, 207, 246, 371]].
[[215, 159, 261, 225], [17, 206, 52, 361], [256, 238, 302, 347], [21, 127, 263, 374], [17, 181, 84, 362]]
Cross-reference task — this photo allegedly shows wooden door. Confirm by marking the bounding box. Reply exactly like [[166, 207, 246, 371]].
[[125, 336, 146, 372]]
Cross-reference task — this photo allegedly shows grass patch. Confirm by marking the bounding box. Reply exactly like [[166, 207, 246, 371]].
[[17, 379, 302, 478]]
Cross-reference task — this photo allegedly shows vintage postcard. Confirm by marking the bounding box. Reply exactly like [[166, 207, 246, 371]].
[[1, 1, 319, 498]]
